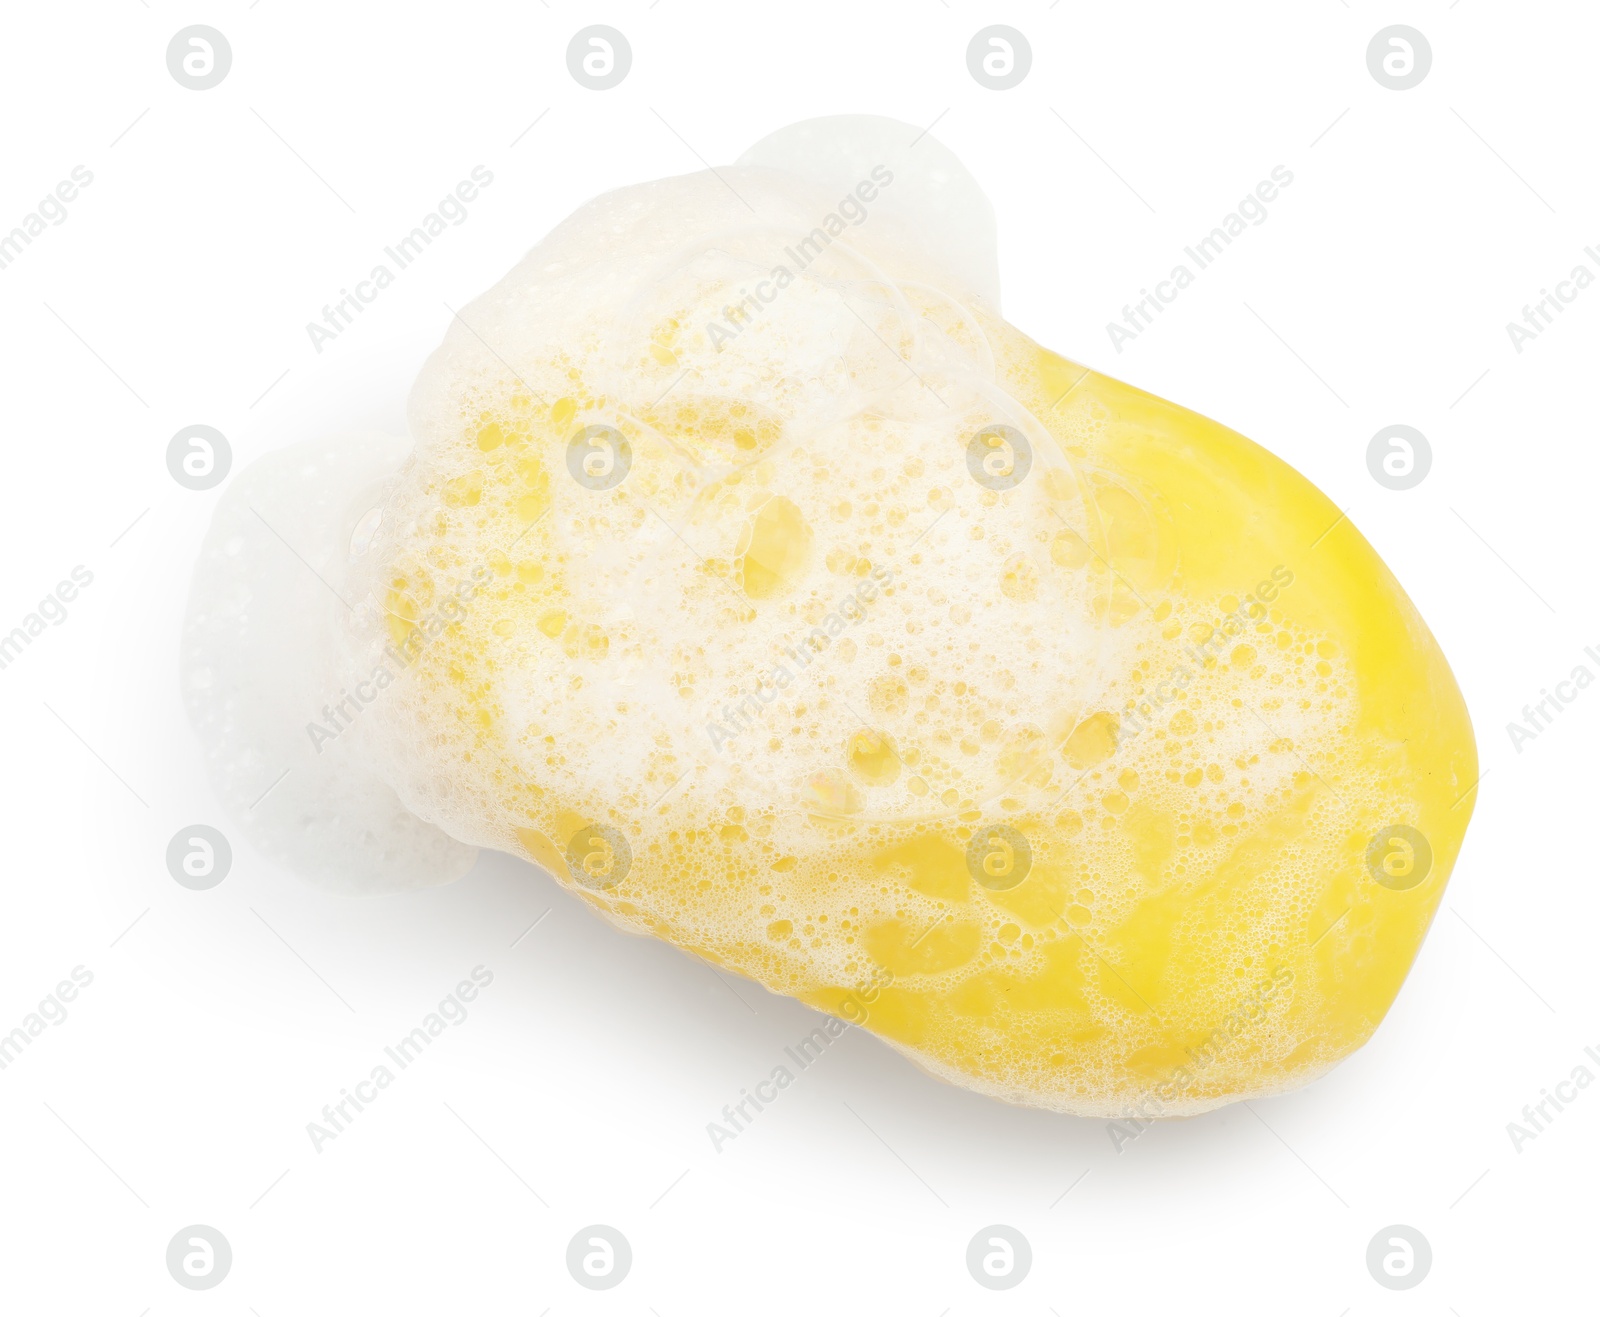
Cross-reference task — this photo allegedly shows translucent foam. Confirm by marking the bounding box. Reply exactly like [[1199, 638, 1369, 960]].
[[181, 434, 478, 893], [736, 114, 1003, 310]]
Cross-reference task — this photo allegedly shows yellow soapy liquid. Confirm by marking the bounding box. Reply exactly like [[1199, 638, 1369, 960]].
[[366, 313, 1475, 1117]]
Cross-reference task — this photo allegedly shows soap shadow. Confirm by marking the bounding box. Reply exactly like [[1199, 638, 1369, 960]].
[[302, 843, 1354, 1206], [391, 850, 1277, 1176]]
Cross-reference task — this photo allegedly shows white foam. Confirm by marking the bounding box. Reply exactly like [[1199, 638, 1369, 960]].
[[181, 434, 478, 894], [737, 114, 1003, 311]]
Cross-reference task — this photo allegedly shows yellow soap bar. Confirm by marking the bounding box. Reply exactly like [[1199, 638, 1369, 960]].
[[358, 305, 1473, 1118]]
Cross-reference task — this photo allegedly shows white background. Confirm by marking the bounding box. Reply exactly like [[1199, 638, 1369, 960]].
[[1, 2, 1595, 1313]]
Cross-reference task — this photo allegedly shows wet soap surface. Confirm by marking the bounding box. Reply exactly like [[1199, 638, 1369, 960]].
[[185, 115, 1475, 1116]]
